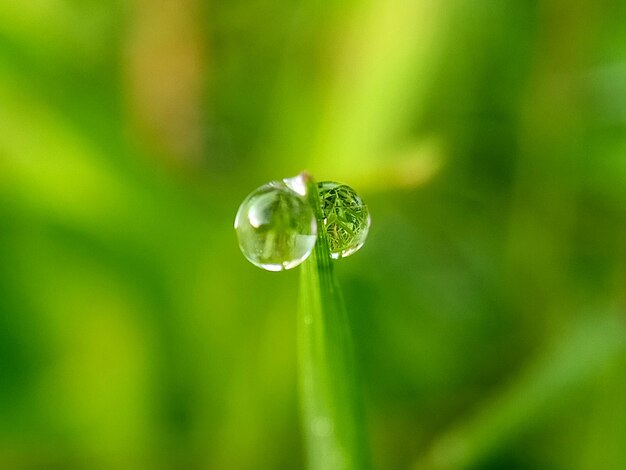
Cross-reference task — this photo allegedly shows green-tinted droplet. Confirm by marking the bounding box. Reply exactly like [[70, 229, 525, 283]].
[[317, 181, 370, 259], [235, 175, 317, 271]]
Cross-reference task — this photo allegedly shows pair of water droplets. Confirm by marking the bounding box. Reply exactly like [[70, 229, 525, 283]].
[[235, 174, 370, 271]]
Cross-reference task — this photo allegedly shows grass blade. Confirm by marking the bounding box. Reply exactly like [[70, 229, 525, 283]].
[[413, 313, 626, 470], [297, 174, 371, 470]]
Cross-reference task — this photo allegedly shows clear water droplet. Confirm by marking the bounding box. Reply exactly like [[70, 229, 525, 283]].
[[235, 176, 317, 271], [317, 181, 370, 259]]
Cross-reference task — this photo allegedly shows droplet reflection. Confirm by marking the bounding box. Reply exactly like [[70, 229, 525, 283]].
[[235, 176, 317, 271], [317, 182, 370, 259]]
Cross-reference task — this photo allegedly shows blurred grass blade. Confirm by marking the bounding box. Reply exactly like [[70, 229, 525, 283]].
[[414, 313, 626, 470], [298, 174, 371, 470]]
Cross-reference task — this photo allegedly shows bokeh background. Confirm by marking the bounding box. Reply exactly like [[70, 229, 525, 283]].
[[1, 0, 625, 469]]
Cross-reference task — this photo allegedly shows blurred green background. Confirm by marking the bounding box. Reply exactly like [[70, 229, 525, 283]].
[[1, 0, 625, 469]]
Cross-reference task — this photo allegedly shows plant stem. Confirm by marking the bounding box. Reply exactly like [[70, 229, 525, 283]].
[[298, 173, 371, 470]]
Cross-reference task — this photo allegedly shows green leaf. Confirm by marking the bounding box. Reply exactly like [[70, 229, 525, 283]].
[[297, 174, 371, 470]]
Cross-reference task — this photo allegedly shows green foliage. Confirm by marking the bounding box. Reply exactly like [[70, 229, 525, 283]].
[[0, 0, 625, 469]]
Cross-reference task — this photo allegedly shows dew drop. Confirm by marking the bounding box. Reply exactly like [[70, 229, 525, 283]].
[[317, 181, 370, 259], [235, 176, 317, 271]]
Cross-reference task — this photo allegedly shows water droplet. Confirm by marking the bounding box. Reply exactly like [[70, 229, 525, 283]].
[[235, 176, 317, 271], [317, 181, 370, 259]]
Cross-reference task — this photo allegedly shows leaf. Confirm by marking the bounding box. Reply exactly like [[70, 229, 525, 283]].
[[298, 174, 371, 470]]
